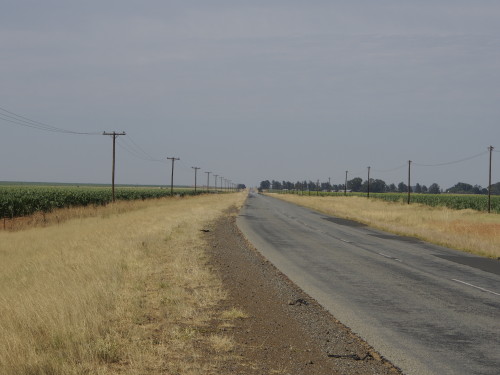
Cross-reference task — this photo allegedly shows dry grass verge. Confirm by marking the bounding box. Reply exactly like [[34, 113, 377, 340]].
[[269, 194, 500, 259], [0, 193, 246, 375]]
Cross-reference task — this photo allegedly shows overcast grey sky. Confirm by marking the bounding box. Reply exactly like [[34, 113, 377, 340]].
[[1, 0, 499, 188]]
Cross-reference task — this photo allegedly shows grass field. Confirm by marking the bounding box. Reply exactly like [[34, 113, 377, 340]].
[[269, 193, 500, 259], [0, 192, 246, 375]]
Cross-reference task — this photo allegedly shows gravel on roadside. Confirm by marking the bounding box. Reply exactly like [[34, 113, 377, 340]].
[[201, 207, 403, 375]]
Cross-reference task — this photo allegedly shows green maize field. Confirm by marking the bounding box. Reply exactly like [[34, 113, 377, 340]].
[[271, 190, 500, 213], [0, 185, 202, 218]]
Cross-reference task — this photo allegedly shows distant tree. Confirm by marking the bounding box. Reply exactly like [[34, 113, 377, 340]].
[[388, 183, 397, 192], [348, 177, 363, 192], [490, 182, 500, 195], [428, 183, 441, 194], [237, 184, 246, 189], [471, 185, 484, 195], [414, 183, 422, 193], [321, 182, 332, 191], [398, 182, 408, 193], [421, 185, 428, 193], [271, 180, 282, 190], [361, 179, 387, 193], [447, 182, 474, 194], [371, 179, 387, 193], [260, 180, 270, 190]]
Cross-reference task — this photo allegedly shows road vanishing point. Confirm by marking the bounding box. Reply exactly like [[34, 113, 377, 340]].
[[237, 192, 500, 375]]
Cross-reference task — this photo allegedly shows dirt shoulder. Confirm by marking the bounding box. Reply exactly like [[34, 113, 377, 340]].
[[203, 207, 402, 375]]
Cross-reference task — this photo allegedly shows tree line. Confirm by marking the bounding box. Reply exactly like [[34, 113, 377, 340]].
[[259, 179, 500, 195]]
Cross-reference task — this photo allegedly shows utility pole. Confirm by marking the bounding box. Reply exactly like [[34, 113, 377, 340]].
[[192, 167, 200, 193], [317, 179, 320, 196], [167, 157, 180, 195], [220, 176, 223, 192], [103, 131, 126, 202], [488, 146, 494, 213], [205, 171, 211, 193], [345, 171, 348, 196], [407, 160, 412, 205], [367, 166, 371, 198], [213, 174, 219, 192]]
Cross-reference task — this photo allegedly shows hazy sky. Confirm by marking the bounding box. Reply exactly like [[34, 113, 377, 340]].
[[1, 0, 499, 188]]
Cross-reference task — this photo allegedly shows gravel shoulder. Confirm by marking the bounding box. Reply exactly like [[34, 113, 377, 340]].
[[203, 207, 403, 375]]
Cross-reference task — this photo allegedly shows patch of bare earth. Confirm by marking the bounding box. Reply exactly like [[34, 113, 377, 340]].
[[201, 208, 403, 375]]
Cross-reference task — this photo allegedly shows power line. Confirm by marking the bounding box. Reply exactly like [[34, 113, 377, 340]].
[[116, 138, 152, 162], [0, 105, 101, 135], [125, 135, 161, 161], [371, 164, 407, 173], [413, 151, 488, 167], [117, 136, 163, 162]]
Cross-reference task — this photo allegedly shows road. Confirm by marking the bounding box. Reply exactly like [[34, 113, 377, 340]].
[[236, 193, 500, 375]]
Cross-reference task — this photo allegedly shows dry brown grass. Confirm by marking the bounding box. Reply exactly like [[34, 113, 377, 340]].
[[0, 192, 246, 375], [270, 194, 500, 259], [1, 200, 155, 231]]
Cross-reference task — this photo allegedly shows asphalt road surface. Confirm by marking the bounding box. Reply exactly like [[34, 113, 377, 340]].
[[236, 192, 500, 375]]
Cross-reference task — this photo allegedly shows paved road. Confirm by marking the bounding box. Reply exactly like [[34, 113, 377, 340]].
[[236, 193, 500, 375]]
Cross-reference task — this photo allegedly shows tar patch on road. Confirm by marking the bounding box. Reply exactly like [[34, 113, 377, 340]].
[[368, 233, 422, 244], [435, 255, 500, 276], [322, 216, 367, 227]]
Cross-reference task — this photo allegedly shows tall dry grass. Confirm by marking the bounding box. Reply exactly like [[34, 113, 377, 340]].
[[0, 193, 246, 375], [270, 194, 500, 259]]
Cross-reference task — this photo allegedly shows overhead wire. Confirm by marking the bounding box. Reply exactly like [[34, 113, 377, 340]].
[[121, 135, 164, 162], [117, 137, 164, 163], [0, 105, 101, 135], [371, 164, 407, 173], [413, 150, 488, 167]]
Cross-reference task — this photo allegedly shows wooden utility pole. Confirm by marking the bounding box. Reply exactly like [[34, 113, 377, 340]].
[[192, 167, 200, 192], [205, 171, 211, 193], [367, 166, 371, 198], [488, 146, 494, 213], [407, 160, 412, 205], [167, 157, 180, 195], [345, 171, 348, 196], [213, 174, 219, 192], [103, 131, 126, 202]]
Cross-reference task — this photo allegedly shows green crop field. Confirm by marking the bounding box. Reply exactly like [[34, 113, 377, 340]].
[[272, 190, 500, 213], [369, 192, 500, 213], [0, 185, 202, 218]]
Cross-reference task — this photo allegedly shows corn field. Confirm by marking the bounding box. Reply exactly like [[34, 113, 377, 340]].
[[273, 190, 500, 213], [0, 185, 201, 218]]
